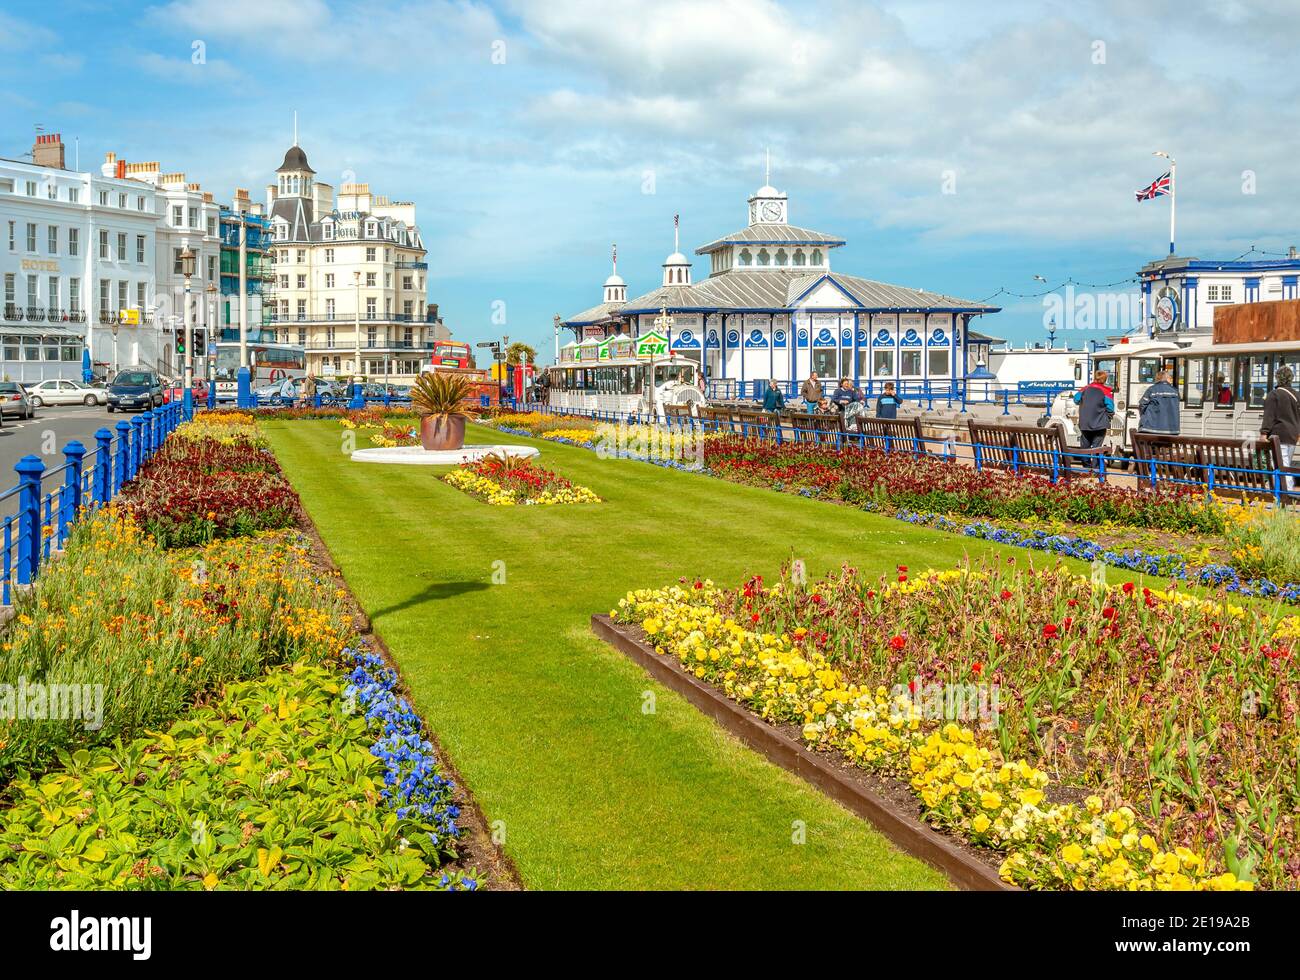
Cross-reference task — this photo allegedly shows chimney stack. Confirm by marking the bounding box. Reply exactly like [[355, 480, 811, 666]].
[[33, 132, 65, 169]]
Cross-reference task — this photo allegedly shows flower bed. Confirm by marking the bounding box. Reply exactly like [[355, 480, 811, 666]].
[[611, 558, 1295, 889], [0, 510, 353, 780], [444, 456, 600, 506], [0, 426, 477, 888], [120, 416, 299, 547], [704, 438, 1224, 534], [0, 651, 474, 890]]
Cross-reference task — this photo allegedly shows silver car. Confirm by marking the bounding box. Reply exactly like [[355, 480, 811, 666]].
[[0, 381, 34, 420], [25, 378, 108, 408]]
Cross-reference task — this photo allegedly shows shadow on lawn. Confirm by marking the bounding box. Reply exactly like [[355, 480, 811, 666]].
[[370, 580, 491, 620]]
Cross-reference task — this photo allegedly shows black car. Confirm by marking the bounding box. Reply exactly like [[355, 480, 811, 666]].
[[107, 368, 164, 413]]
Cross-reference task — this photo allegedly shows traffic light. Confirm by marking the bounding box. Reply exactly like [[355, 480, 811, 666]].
[[175, 334, 185, 354]]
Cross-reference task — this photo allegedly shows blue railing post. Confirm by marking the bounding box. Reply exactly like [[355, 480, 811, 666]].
[[115, 419, 132, 491], [1098, 452, 1107, 484], [60, 441, 86, 542], [15, 455, 44, 585], [2, 516, 10, 605], [141, 410, 155, 460], [1001, 389, 1010, 416], [94, 428, 113, 505], [131, 415, 146, 473]]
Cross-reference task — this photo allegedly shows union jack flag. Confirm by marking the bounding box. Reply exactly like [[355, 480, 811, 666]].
[[1136, 171, 1172, 201]]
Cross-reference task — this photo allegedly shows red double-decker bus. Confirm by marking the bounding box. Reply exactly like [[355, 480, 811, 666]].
[[429, 341, 472, 370]]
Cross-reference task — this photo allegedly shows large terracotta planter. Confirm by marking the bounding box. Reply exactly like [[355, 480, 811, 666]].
[[420, 414, 467, 451]]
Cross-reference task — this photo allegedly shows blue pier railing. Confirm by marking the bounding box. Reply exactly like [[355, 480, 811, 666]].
[[704, 378, 1076, 414], [0, 400, 186, 606], [512, 402, 1300, 506]]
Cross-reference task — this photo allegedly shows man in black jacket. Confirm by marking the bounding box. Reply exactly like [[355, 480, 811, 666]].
[[1262, 365, 1300, 489]]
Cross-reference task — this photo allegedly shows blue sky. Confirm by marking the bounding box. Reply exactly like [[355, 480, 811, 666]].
[[3, 0, 1298, 359]]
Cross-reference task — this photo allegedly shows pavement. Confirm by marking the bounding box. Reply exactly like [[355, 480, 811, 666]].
[[0, 403, 128, 516]]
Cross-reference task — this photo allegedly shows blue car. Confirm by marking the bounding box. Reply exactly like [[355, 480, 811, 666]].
[[106, 368, 163, 413]]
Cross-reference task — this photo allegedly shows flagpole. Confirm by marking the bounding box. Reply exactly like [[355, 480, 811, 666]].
[[1169, 159, 1176, 255], [1154, 151, 1175, 255]]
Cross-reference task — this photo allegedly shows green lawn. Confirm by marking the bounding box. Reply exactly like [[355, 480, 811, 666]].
[[262, 420, 1117, 889]]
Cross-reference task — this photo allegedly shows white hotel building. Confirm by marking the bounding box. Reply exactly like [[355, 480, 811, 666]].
[[562, 176, 1001, 397], [1, 133, 229, 382], [263, 143, 448, 381]]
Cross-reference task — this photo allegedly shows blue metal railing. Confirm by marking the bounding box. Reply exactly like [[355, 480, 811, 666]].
[[509, 402, 1299, 505], [704, 378, 1077, 413], [1, 400, 186, 606]]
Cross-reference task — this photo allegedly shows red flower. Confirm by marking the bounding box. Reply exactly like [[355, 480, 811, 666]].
[[1102, 606, 1117, 620], [971, 661, 983, 676], [751, 613, 761, 624], [897, 564, 908, 573], [1122, 581, 1135, 594], [898, 574, 908, 582], [1063, 616, 1073, 630], [1066, 599, 1078, 608], [889, 635, 906, 651], [693, 581, 703, 590], [1000, 589, 1013, 601], [1042, 623, 1059, 638]]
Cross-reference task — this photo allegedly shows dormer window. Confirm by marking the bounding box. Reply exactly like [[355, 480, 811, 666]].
[[365, 221, 377, 238], [775, 248, 788, 267], [811, 249, 823, 266], [757, 248, 771, 266], [739, 249, 753, 267], [793, 250, 806, 267]]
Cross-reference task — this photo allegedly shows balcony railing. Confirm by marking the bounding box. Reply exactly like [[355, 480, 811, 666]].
[[26, 306, 45, 322], [3, 305, 21, 322], [395, 260, 428, 270], [266, 312, 429, 324], [299, 341, 435, 352]]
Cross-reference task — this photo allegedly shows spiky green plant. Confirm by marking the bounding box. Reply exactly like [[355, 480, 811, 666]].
[[411, 372, 472, 418]]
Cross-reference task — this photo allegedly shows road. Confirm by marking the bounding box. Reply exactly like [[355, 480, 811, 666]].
[[0, 404, 127, 516]]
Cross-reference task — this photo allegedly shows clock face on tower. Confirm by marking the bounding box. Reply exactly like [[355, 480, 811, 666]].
[[761, 200, 783, 222]]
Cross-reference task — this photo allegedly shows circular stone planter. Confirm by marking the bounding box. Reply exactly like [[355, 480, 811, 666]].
[[349, 444, 541, 466]]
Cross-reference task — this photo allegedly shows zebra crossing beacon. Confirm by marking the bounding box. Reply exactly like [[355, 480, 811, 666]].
[[557, 161, 1002, 404]]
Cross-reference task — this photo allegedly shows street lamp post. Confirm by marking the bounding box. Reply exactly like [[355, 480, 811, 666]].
[[180, 246, 196, 416], [350, 269, 364, 409], [651, 305, 674, 421], [206, 282, 218, 407], [237, 211, 252, 408], [111, 319, 119, 378]]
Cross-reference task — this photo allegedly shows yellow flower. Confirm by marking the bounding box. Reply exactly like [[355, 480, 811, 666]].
[[1061, 843, 1084, 865], [971, 814, 991, 834], [979, 791, 1002, 810]]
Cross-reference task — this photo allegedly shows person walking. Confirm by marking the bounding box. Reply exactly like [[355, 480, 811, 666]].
[[800, 371, 822, 412], [1137, 368, 1180, 434], [761, 378, 785, 413], [1073, 369, 1115, 449], [301, 372, 317, 408], [1262, 365, 1300, 490], [875, 381, 901, 420]]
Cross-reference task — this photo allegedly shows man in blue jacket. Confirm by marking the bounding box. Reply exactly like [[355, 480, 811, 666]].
[[1137, 369, 1180, 435], [876, 382, 901, 420], [1072, 370, 1114, 448]]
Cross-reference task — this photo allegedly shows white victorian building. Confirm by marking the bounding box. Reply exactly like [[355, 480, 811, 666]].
[[562, 175, 1001, 397]]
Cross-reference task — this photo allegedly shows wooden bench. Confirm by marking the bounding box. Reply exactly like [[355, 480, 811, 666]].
[[735, 409, 781, 441], [967, 419, 1103, 481], [855, 415, 925, 454], [663, 403, 695, 429], [785, 411, 845, 446], [1130, 432, 1289, 497]]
